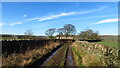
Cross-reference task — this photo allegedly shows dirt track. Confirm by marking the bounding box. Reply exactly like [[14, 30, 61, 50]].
[[25, 43, 75, 68]]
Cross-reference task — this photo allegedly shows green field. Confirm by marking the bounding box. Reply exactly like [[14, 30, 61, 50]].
[[95, 36, 119, 49], [101, 36, 118, 41], [95, 41, 118, 49]]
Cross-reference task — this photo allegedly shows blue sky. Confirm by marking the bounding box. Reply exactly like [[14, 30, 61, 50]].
[[1, 2, 118, 36]]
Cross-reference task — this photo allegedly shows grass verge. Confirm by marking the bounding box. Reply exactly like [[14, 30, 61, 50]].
[[71, 40, 105, 67]]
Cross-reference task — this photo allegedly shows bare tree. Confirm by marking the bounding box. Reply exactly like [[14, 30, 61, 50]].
[[45, 28, 56, 39], [24, 29, 34, 39], [63, 24, 76, 39], [57, 28, 65, 39]]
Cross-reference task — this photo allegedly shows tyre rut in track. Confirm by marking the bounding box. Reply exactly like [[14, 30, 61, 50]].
[[65, 45, 75, 67]]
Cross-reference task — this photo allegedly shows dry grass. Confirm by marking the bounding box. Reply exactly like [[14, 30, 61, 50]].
[[72, 40, 105, 66], [82, 54, 103, 66], [2, 41, 60, 66]]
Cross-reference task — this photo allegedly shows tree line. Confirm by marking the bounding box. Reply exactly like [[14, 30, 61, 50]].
[[44, 24, 101, 40], [24, 24, 101, 40]]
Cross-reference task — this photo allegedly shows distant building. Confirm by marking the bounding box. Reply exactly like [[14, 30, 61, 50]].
[[56, 36, 74, 39]]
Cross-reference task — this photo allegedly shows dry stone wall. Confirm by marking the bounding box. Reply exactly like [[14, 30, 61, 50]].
[[78, 41, 120, 67]]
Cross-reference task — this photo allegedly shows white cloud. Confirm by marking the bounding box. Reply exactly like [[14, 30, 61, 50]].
[[23, 15, 27, 17], [0, 23, 5, 26], [95, 18, 119, 24], [7, 6, 108, 26], [24, 6, 107, 22], [38, 12, 76, 21], [24, 17, 41, 21], [9, 22, 23, 26], [77, 6, 107, 15], [23, 12, 76, 21]]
